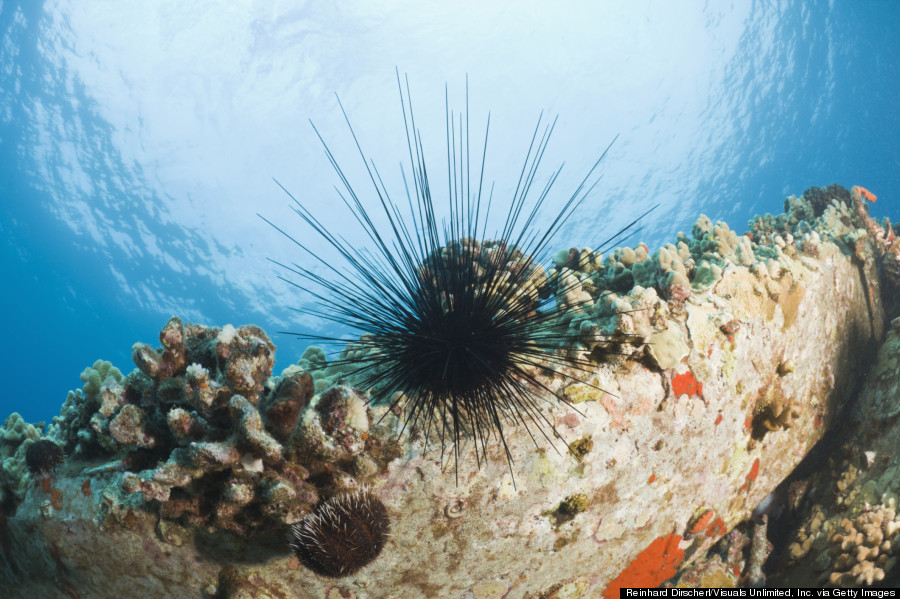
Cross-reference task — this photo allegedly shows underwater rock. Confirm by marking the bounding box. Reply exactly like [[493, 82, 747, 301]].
[[769, 315, 900, 588], [0, 188, 892, 597]]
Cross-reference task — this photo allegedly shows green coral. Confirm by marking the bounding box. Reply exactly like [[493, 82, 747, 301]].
[[0, 412, 43, 508], [297, 346, 327, 372], [47, 359, 125, 455], [295, 345, 347, 393], [81, 359, 124, 400]]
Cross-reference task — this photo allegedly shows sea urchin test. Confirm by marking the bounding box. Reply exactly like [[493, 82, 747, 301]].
[[261, 72, 652, 483]]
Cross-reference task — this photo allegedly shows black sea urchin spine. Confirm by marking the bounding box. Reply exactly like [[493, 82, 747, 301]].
[[262, 71, 653, 482]]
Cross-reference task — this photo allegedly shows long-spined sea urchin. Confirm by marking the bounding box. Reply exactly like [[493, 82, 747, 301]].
[[261, 72, 653, 483]]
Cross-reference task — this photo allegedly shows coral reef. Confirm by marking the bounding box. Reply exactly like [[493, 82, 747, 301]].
[[749, 381, 801, 443], [35, 317, 396, 537], [48, 359, 124, 455], [770, 315, 900, 588], [114, 318, 322, 535], [851, 184, 900, 319], [801, 183, 852, 217], [0, 185, 895, 597], [780, 498, 900, 587], [549, 183, 888, 373], [825, 504, 899, 586]]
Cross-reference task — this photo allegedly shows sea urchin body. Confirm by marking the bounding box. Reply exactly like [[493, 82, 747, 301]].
[[289, 489, 390, 578], [25, 439, 65, 475], [263, 72, 650, 481]]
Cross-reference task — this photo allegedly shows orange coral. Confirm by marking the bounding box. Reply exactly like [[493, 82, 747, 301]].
[[604, 534, 684, 597], [706, 517, 727, 537], [857, 186, 877, 203], [742, 458, 761, 490], [672, 370, 702, 397], [747, 458, 760, 480], [687, 510, 729, 538], [688, 510, 715, 536]]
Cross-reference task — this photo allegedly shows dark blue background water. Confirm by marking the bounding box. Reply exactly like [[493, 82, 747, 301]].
[[1, 1, 897, 424]]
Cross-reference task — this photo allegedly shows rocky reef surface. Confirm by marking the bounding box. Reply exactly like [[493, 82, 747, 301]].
[[0, 185, 897, 597]]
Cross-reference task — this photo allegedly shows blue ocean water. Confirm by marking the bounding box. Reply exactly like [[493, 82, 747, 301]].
[[0, 1, 897, 425]]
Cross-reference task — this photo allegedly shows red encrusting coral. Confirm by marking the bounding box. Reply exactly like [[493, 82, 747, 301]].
[[742, 457, 760, 490], [603, 534, 684, 598], [747, 458, 760, 480], [672, 370, 702, 397]]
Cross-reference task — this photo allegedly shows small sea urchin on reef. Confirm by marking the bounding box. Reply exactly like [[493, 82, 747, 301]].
[[25, 439, 64, 475], [289, 488, 390, 578], [262, 72, 651, 481]]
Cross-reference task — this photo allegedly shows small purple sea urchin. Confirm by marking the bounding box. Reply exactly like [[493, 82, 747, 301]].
[[25, 439, 65, 475], [289, 489, 390, 578], [262, 71, 652, 482]]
